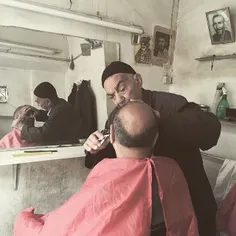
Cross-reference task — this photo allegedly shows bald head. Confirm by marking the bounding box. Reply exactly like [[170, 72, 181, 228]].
[[113, 101, 159, 148]]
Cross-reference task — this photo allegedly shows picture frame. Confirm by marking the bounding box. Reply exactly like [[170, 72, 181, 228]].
[[152, 25, 176, 67], [131, 34, 141, 45], [206, 7, 235, 45], [134, 35, 152, 65], [0, 86, 8, 103]]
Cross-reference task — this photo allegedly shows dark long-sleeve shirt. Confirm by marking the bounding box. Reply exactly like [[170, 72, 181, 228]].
[[85, 89, 221, 233], [21, 98, 78, 145]]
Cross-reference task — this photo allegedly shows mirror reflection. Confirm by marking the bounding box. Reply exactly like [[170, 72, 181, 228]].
[[0, 26, 120, 150]]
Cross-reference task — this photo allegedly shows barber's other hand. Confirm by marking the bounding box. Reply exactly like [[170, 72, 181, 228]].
[[11, 118, 24, 130], [84, 131, 110, 154]]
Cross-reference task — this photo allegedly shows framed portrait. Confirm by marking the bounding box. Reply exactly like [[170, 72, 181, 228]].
[[206, 7, 235, 45], [152, 26, 176, 67], [131, 34, 141, 45], [134, 35, 152, 65], [0, 86, 8, 103]]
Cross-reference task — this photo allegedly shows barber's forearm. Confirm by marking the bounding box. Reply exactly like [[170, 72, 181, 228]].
[[195, 111, 221, 150], [160, 109, 221, 150], [35, 110, 48, 122], [85, 143, 116, 169], [21, 125, 43, 142]]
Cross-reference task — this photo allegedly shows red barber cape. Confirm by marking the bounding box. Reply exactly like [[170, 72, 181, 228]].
[[14, 157, 198, 236], [0, 128, 37, 149]]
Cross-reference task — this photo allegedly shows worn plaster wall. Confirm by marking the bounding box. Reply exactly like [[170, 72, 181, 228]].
[[0, 157, 90, 236], [171, 0, 236, 159]]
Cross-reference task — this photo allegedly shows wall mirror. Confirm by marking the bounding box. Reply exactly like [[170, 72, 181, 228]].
[[0, 26, 120, 151]]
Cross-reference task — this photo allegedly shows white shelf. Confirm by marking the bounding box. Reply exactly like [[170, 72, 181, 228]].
[[0, 145, 85, 166], [0, 115, 13, 119], [220, 119, 236, 126], [195, 53, 236, 61]]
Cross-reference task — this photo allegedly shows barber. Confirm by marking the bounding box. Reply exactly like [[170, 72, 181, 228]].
[[84, 61, 221, 236], [13, 82, 78, 145]]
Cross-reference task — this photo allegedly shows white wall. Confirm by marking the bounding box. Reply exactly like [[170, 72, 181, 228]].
[[0, 68, 31, 116], [0, 158, 90, 236], [171, 0, 236, 159]]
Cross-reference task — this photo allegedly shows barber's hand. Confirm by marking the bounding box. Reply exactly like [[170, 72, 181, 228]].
[[24, 105, 39, 117], [11, 118, 24, 130], [84, 131, 110, 154]]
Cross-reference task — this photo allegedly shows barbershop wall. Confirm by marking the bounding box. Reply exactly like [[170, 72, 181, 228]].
[[171, 0, 236, 159], [0, 158, 90, 236], [0, 68, 65, 138], [0, 0, 175, 94]]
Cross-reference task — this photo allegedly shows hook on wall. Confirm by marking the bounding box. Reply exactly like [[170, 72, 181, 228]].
[[70, 55, 75, 70], [211, 54, 216, 71], [68, 0, 73, 10], [74, 80, 91, 86]]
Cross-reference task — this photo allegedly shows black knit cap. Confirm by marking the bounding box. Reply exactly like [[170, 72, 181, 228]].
[[101, 61, 136, 87], [34, 82, 58, 99]]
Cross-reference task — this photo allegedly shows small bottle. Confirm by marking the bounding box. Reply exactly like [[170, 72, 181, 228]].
[[211, 83, 225, 114], [216, 87, 229, 119]]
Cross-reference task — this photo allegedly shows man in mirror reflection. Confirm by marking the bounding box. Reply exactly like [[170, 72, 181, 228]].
[[84, 61, 221, 236], [0, 105, 37, 148], [12, 82, 78, 145]]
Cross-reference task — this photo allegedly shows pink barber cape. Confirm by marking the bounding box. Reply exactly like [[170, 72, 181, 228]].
[[14, 157, 198, 236], [0, 128, 37, 149]]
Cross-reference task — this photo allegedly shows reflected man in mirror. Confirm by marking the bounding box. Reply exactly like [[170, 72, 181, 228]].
[[13, 82, 78, 145], [212, 14, 232, 42], [0, 105, 37, 148]]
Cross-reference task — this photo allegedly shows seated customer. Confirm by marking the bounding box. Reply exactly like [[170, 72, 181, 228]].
[[14, 101, 198, 236], [0, 105, 37, 148], [13, 82, 78, 145]]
